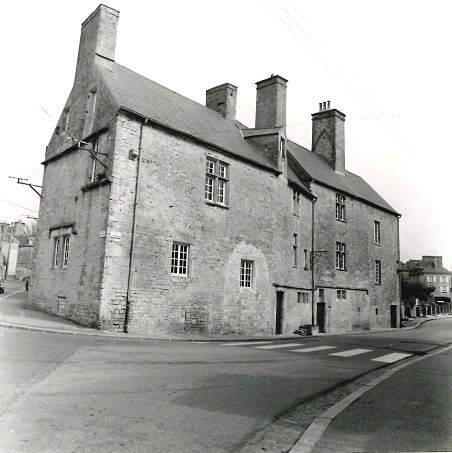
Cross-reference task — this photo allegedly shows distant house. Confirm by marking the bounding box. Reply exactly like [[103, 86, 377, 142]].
[[30, 5, 401, 336], [400, 255, 451, 317], [0, 221, 30, 279]]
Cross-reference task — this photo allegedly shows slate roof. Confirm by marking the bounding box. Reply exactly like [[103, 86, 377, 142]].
[[402, 259, 451, 275], [96, 63, 276, 171], [97, 61, 399, 216], [288, 142, 399, 215]]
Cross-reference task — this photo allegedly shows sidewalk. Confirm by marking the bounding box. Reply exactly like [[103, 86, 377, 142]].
[[0, 278, 439, 341], [292, 343, 452, 453]]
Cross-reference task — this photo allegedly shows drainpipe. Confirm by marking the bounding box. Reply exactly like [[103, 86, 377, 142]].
[[311, 196, 318, 326], [124, 119, 146, 333]]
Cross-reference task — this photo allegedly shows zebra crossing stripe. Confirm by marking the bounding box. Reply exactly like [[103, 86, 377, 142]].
[[329, 348, 373, 357], [254, 343, 303, 349], [220, 341, 272, 346], [371, 352, 413, 363], [291, 346, 338, 353]]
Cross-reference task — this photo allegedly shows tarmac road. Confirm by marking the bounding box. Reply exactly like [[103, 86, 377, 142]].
[[1, 280, 451, 452]]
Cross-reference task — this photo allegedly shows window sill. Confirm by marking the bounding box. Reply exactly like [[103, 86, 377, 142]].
[[205, 201, 229, 209], [336, 268, 348, 272], [81, 177, 111, 192], [374, 243, 381, 246], [336, 219, 346, 223]]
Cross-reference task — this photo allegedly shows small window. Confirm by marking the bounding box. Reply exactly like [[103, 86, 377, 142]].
[[61, 107, 70, 132], [304, 249, 309, 270], [240, 260, 253, 288], [319, 288, 325, 301], [171, 243, 189, 276], [336, 289, 347, 299], [297, 292, 309, 303], [441, 285, 448, 293], [53, 237, 60, 268], [336, 242, 346, 270], [87, 89, 97, 116], [205, 158, 229, 206], [292, 189, 301, 216], [293, 234, 298, 267], [280, 137, 286, 160], [441, 276, 448, 283], [335, 194, 346, 222], [428, 275, 435, 283], [375, 260, 381, 285], [374, 221, 381, 245], [62, 237, 70, 268], [90, 139, 100, 182]]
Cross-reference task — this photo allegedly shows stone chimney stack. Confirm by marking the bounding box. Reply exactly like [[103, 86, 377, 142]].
[[206, 83, 237, 120], [311, 102, 346, 175], [75, 5, 120, 82], [255, 75, 288, 129]]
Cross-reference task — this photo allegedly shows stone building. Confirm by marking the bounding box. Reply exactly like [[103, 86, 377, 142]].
[[401, 256, 451, 316], [29, 5, 401, 336]]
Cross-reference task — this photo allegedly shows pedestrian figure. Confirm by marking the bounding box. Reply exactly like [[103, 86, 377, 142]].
[[25, 276, 30, 291]]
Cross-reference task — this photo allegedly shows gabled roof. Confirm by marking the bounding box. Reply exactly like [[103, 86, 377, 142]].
[[402, 259, 451, 275], [96, 62, 277, 171], [422, 261, 451, 275], [96, 61, 398, 215], [288, 142, 400, 216]]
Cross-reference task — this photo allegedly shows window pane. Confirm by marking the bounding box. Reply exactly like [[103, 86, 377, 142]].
[[217, 179, 225, 203], [205, 177, 214, 201], [240, 261, 253, 287], [54, 238, 60, 267], [62, 237, 70, 268], [171, 243, 188, 275], [206, 160, 215, 174], [218, 164, 226, 178]]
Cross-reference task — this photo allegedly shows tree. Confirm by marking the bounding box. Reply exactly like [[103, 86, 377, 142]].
[[401, 279, 435, 310]]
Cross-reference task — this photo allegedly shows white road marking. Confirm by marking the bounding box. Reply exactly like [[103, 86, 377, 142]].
[[371, 352, 413, 363], [254, 343, 303, 349], [220, 341, 272, 346], [329, 348, 373, 357], [291, 346, 338, 353]]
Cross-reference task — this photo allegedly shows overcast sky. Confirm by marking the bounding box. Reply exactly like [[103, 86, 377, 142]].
[[1, 0, 451, 269]]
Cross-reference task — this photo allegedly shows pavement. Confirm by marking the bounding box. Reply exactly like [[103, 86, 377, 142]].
[[0, 278, 438, 342]]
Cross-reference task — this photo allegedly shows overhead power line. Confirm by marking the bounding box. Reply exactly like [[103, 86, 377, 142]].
[[261, 0, 427, 163], [0, 197, 39, 213]]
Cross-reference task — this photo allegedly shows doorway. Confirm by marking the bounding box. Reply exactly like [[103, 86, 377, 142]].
[[390, 305, 397, 328], [316, 302, 326, 333], [275, 291, 284, 335]]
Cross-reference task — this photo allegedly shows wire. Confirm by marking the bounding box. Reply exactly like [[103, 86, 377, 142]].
[[0, 197, 39, 213], [262, 0, 427, 163]]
